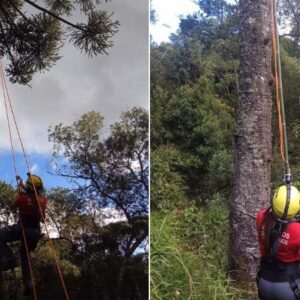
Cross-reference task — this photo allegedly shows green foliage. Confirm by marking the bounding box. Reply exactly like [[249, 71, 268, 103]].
[[281, 48, 300, 125], [151, 8, 237, 196], [197, 0, 237, 24], [33, 242, 81, 299], [0, 0, 120, 84], [150, 39, 206, 92], [278, 0, 300, 43], [282, 38, 300, 59], [47, 108, 148, 298], [0, 109, 148, 299], [181, 194, 228, 254], [151, 197, 247, 300], [160, 77, 234, 192], [0, 181, 17, 226], [209, 149, 233, 194], [48, 107, 148, 221], [33, 187, 147, 299], [151, 145, 186, 211], [271, 42, 300, 176], [150, 1, 300, 299], [151, 86, 169, 149], [163, 78, 233, 149], [107, 107, 148, 175]]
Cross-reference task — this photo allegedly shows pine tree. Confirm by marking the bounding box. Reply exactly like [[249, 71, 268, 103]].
[[0, 0, 120, 84]]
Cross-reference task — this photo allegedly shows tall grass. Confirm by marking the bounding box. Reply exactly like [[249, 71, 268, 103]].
[[151, 195, 250, 300]]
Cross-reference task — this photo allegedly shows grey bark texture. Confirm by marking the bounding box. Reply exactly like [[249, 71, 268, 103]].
[[229, 0, 273, 281]]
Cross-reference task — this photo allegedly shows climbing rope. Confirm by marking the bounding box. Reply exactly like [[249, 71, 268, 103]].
[[0, 61, 37, 300], [271, 0, 291, 180], [0, 58, 70, 300]]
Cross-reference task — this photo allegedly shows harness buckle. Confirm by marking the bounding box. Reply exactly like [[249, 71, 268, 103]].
[[272, 221, 283, 233]]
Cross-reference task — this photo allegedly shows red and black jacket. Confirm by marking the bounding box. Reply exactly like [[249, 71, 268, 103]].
[[12, 193, 48, 230]]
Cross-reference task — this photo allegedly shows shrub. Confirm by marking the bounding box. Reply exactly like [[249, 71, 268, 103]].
[[151, 145, 186, 210]]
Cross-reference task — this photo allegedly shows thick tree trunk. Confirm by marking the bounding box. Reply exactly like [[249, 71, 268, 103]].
[[230, 0, 273, 281]]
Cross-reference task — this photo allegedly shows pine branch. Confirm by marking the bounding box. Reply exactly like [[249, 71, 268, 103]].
[[7, 0, 37, 27], [23, 0, 83, 31]]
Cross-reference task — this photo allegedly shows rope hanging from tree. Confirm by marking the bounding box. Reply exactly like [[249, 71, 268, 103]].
[[0, 58, 70, 300], [271, 0, 291, 181], [0, 59, 37, 300]]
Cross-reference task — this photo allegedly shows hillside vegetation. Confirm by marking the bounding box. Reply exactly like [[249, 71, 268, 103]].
[[150, 0, 300, 298]]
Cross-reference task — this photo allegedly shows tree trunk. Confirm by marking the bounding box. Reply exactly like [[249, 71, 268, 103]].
[[230, 0, 273, 281]]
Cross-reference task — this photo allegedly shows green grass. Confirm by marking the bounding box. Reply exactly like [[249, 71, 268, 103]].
[[150, 196, 252, 300]]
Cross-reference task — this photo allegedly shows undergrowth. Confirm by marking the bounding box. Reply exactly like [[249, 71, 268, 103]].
[[150, 194, 255, 300]]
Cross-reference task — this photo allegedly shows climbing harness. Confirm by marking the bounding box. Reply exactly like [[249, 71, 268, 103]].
[[0, 58, 70, 300]]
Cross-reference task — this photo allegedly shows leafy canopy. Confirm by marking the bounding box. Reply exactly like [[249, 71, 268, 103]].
[[48, 107, 148, 222]]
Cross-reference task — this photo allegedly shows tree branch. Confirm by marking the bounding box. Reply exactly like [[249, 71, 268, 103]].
[[23, 0, 83, 31], [7, 0, 38, 28], [125, 231, 148, 258]]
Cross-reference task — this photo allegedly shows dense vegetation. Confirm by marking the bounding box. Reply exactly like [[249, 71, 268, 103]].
[[0, 107, 148, 300], [150, 0, 300, 298]]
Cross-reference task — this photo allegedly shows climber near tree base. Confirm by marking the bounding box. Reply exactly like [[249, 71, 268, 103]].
[[256, 183, 300, 299], [0, 174, 47, 297]]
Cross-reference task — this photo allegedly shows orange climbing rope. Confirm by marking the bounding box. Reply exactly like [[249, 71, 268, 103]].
[[271, 0, 285, 162], [0, 58, 70, 300], [0, 61, 37, 300], [271, 0, 291, 176]]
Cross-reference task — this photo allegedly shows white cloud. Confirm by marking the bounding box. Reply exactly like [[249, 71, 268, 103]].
[[0, 0, 148, 154], [150, 0, 199, 43], [30, 163, 39, 174], [83, 199, 126, 225]]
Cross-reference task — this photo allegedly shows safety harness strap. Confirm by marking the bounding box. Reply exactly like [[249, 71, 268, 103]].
[[270, 223, 283, 260]]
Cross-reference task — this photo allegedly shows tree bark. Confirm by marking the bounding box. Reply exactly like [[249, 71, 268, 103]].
[[230, 0, 273, 281]]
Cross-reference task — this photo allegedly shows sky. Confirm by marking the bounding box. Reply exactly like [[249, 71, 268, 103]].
[[150, 0, 199, 43], [0, 0, 148, 189]]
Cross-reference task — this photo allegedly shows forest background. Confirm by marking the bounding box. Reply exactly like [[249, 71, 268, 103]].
[[150, 0, 300, 299]]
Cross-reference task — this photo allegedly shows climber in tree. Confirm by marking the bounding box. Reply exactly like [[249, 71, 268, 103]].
[[256, 184, 300, 299], [0, 173, 47, 297]]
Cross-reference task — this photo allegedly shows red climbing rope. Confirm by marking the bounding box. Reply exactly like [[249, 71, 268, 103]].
[[0, 58, 70, 300]]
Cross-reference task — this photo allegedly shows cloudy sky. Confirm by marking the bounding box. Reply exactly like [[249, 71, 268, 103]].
[[150, 0, 198, 43], [0, 0, 148, 188]]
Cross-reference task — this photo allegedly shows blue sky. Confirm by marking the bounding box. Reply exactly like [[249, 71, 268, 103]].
[[0, 152, 72, 190]]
